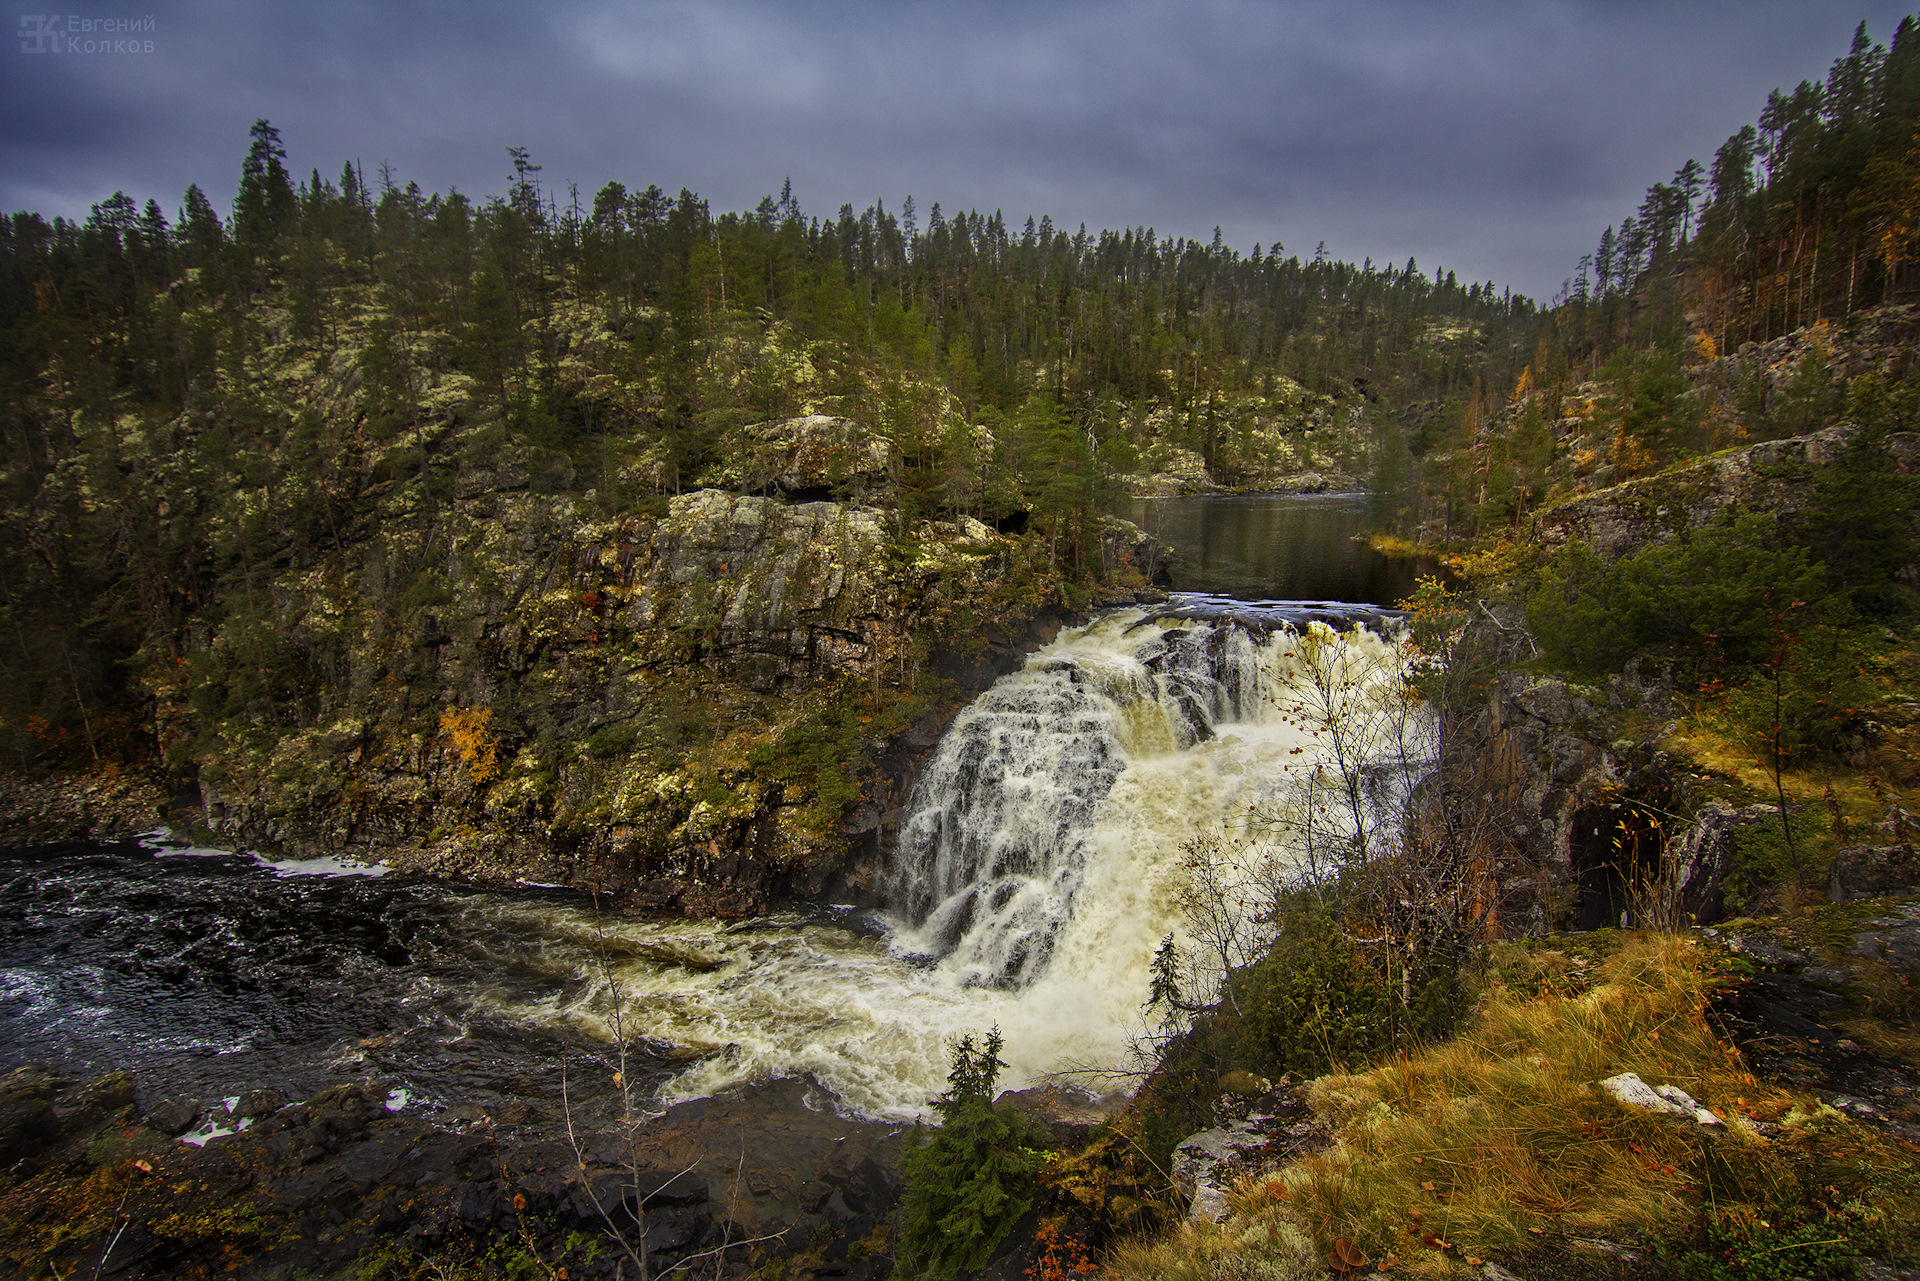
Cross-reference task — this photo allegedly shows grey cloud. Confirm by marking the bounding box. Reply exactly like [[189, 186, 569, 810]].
[[1, 0, 1913, 299]]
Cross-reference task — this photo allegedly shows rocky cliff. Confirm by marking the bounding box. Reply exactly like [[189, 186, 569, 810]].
[[170, 435, 1168, 911], [1531, 421, 1919, 565]]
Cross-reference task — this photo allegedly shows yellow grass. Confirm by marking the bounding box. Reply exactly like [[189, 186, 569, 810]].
[[1367, 533, 1428, 559], [1107, 934, 1907, 1280], [1664, 714, 1912, 823]]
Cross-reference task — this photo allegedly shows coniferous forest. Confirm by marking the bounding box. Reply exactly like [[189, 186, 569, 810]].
[[4, 13, 1920, 1281], [0, 116, 1535, 780]]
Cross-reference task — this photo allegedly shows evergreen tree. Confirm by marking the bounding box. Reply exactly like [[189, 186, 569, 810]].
[[234, 119, 296, 248], [895, 1030, 1046, 1281]]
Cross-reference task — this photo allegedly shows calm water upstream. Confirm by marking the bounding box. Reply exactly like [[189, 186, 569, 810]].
[[3, 497, 1421, 1122], [1116, 492, 1427, 604]]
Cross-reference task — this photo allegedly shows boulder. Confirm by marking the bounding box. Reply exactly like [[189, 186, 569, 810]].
[[1598, 1072, 1721, 1126], [143, 1097, 203, 1137], [1830, 843, 1920, 903], [234, 1088, 287, 1120], [0, 1093, 58, 1163], [60, 1071, 136, 1129], [996, 1086, 1123, 1148], [1666, 800, 1776, 922]]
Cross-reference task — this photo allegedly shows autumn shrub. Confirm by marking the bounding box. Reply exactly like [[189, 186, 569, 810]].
[[439, 706, 501, 786], [1230, 903, 1398, 1078]]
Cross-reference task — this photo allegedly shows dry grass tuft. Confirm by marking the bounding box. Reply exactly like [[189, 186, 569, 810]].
[[1276, 936, 1765, 1274], [1105, 933, 1919, 1280]]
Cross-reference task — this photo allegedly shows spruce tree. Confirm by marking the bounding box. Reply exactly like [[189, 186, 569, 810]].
[[895, 1029, 1047, 1281], [234, 119, 296, 248]]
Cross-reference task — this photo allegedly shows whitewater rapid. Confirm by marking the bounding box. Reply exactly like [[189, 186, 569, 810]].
[[466, 606, 1425, 1121]]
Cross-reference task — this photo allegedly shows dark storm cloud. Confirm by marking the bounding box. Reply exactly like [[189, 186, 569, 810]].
[[3, 0, 1913, 298]]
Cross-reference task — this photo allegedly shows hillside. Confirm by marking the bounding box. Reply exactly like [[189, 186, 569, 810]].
[[0, 126, 1540, 900], [1088, 18, 1920, 1281]]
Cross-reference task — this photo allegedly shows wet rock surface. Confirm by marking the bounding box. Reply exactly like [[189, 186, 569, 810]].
[[0, 1069, 908, 1280], [1705, 900, 1920, 1145]]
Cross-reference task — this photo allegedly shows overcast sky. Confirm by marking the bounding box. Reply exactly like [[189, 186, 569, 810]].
[[4, 1, 1914, 300]]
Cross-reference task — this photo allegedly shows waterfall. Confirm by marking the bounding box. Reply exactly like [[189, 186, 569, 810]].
[[886, 603, 1422, 993], [512, 603, 1428, 1118], [12, 603, 1430, 1126]]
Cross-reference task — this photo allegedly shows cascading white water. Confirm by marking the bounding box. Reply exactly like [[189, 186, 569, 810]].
[[463, 607, 1425, 1121], [887, 617, 1287, 988]]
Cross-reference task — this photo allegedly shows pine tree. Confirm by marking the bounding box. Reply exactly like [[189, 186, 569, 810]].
[[895, 1029, 1046, 1280], [234, 119, 296, 248]]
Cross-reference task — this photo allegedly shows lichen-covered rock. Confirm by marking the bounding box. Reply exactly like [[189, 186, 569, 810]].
[[632, 491, 888, 660], [730, 414, 893, 499], [0, 1067, 59, 1163], [1599, 1072, 1722, 1126], [1665, 800, 1776, 922], [1131, 446, 1216, 495], [1473, 665, 1775, 932], [1531, 422, 1918, 564]]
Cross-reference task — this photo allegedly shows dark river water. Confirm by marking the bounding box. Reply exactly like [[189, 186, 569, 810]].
[[1116, 492, 1426, 605], [0, 833, 632, 1116], [3, 495, 1416, 1121]]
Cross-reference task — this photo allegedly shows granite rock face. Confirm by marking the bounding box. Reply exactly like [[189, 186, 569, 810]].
[[1531, 422, 1918, 566], [631, 491, 889, 680], [1469, 663, 1781, 933], [162, 466, 1167, 914]]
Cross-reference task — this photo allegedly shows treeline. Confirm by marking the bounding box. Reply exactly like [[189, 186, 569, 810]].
[[1372, 15, 1920, 548], [0, 124, 1536, 474], [1560, 16, 1920, 363]]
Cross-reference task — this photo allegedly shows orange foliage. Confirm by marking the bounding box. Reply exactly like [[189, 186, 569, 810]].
[[1026, 1221, 1099, 1281], [438, 706, 500, 786]]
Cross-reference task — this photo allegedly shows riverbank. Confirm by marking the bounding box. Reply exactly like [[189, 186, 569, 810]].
[[0, 774, 171, 849], [13, 895, 1917, 1281], [0, 1062, 910, 1280]]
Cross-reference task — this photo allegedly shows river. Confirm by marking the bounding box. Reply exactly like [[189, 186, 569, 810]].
[[0, 496, 1425, 1124], [1115, 491, 1423, 604]]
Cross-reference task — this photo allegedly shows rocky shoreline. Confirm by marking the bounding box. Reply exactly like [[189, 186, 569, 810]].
[[0, 1063, 912, 1280], [0, 774, 173, 850]]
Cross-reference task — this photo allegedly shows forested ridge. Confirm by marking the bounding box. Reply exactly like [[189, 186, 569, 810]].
[[1378, 15, 1920, 547], [0, 119, 1536, 783]]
